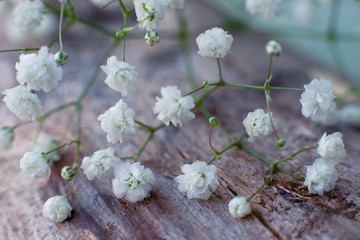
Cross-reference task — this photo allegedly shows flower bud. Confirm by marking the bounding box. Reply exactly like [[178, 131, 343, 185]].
[[0, 126, 14, 151], [203, 80, 209, 89], [61, 166, 76, 181], [209, 117, 218, 127], [43, 195, 72, 222], [144, 30, 160, 46], [276, 138, 286, 147], [228, 196, 252, 218], [266, 40, 281, 57], [54, 50, 68, 64]]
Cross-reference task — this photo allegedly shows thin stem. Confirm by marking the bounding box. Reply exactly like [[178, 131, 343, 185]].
[[38, 101, 77, 120], [80, 142, 92, 155], [241, 145, 273, 165], [249, 180, 267, 200], [11, 121, 31, 130], [266, 55, 273, 81], [269, 86, 304, 91], [133, 132, 154, 162], [0, 48, 39, 53], [207, 137, 243, 165], [135, 119, 155, 132], [276, 167, 304, 179], [118, 0, 129, 14], [48, 21, 74, 48], [275, 146, 316, 165], [76, 18, 114, 37], [217, 58, 223, 82], [184, 85, 205, 96], [58, 0, 65, 51], [73, 103, 82, 169], [66, 175, 77, 198], [46, 140, 78, 155], [208, 126, 219, 155], [101, 0, 116, 9]]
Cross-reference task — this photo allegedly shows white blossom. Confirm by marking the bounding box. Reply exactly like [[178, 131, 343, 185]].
[[42, 195, 72, 222], [144, 30, 160, 46], [153, 86, 195, 127], [2, 85, 42, 121], [112, 162, 156, 202], [196, 27, 233, 58], [339, 105, 360, 126], [101, 56, 138, 96], [20, 152, 50, 178], [167, 0, 185, 9], [133, 0, 168, 30], [266, 40, 281, 57], [304, 158, 337, 195], [97, 99, 136, 144], [81, 147, 120, 181], [174, 161, 219, 200], [243, 109, 275, 142], [293, 0, 313, 26], [15, 46, 63, 92], [228, 196, 252, 218], [245, 0, 282, 20], [300, 78, 336, 120], [317, 132, 345, 164], [33, 134, 61, 162], [0, 127, 14, 151], [12, 0, 44, 31]]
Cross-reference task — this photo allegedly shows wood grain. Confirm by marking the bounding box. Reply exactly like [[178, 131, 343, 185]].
[[0, 1, 359, 239]]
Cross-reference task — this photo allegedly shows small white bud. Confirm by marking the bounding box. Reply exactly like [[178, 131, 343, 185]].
[[20, 152, 50, 178], [54, 50, 69, 65], [61, 166, 77, 181], [266, 40, 281, 57], [228, 196, 252, 218], [144, 30, 160, 46], [43, 195, 72, 222]]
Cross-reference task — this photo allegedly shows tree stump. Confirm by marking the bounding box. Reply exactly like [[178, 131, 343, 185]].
[[0, 1, 359, 239]]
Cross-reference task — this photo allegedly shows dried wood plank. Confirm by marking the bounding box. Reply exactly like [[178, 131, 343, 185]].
[[0, 1, 360, 240]]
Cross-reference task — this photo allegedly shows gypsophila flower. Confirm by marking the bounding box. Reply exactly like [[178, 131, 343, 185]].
[[228, 196, 252, 218], [133, 0, 168, 30], [317, 132, 345, 164], [339, 105, 360, 126], [246, 0, 282, 20], [2, 85, 42, 121], [12, 0, 44, 31], [310, 109, 338, 126], [112, 162, 156, 202], [266, 40, 281, 57], [153, 86, 195, 127], [81, 147, 120, 181], [15, 46, 63, 92], [97, 99, 136, 144], [0, 127, 14, 151], [167, 0, 185, 9], [101, 56, 138, 96], [304, 158, 337, 195], [196, 27, 233, 58], [300, 78, 336, 120], [243, 109, 275, 142], [20, 152, 50, 178], [33, 134, 61, 162], [174, 161, 219, 200], [42, 195, 72, 222]]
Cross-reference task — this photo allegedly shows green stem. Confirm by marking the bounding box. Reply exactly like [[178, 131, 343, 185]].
[[249, 180, 267, 200], [184, 85, 205, 96], [46, 140, 78, 155], [38, 101, 77, 120], [135, 119, 155, 132], [241, 145, 273, 165], [217, 58, 224, 82], [58, 0, 65, 51], [76, 18, 114, 37], [0, 48, 39, 53], [208, 125, 219, 155], [48, 21, 74, 48], [101, 0, 116, 9], [275, 146, 316, 165], [133, 132, 154, 162]]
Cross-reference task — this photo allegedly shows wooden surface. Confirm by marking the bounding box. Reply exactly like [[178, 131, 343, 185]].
[[1, 1, 360, 239]]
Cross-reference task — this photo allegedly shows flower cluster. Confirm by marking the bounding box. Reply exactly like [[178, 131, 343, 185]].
[[245, 0, 282, 20], [243, 109, 275, 142], [20, 152, 50, 178], [174, 161, 219, 200], [133, 0, 168, 30], [304, 132, 345, 195], [12, 0, 44, 31], [43, 195, 72, 222], [196, 27, 233, 58], [153, 86, 195, 127]]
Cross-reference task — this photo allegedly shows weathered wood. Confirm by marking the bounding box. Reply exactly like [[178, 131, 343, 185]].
[[1, 1, 360, 239]]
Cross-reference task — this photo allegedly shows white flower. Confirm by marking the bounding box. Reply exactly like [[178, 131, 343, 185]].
[[153, 86, 195, 127], [133, 0, 168, 30], [266, 40, 281, 57], [81, 148, 120, 181], [228, 196, 252, 218], [12, 0, 44, 31], [112, 162, 156, 202], [245, 0, 282, 20], [300, 79, 336, 120], [100, 56, 138, 96], [20, 152, 50, 178], [2, 85, 42, 121], [174, 161, 219, 200], [42, 195, 72, 222], [317, 132, 345, 164], [33, 134, 61, 162], [304, 158, 337, 195], [243, 109, 274, 142], [196, 27, 233, 58], [97, 99, 136, 144], [15, 46, 63, 92], [0, 127, 14, 151], [167, 0, 185, 9], [293, 1, 313, 26], [339, 105, 360, 126]]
